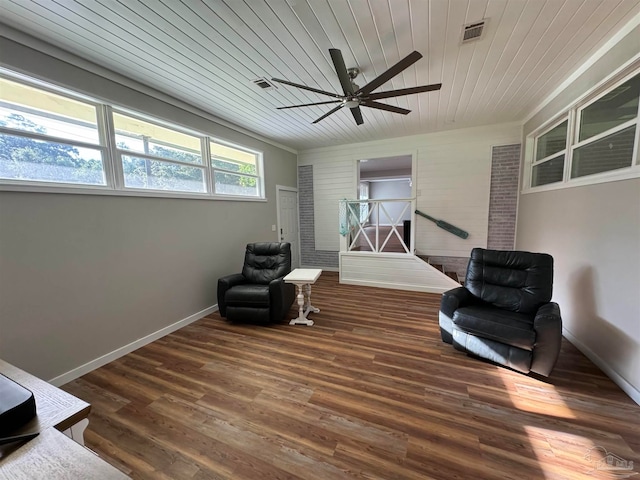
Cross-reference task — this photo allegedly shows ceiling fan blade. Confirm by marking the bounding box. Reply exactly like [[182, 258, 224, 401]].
[[329, 49, 354, 95], [277, 100, 342, 109], [356, 51, 423, 95], [361, 101, 410, 115], [367, 83, 442, 100], [271, 78, 342, 98], [350, 106, 364, 125], [312, 104, 343, 124]]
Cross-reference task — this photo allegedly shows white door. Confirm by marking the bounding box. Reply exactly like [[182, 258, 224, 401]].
[[277, 187, 300, 268]]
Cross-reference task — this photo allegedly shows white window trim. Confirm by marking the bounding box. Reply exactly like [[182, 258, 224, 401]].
[[210, 137, 265, 198], [532, 116, 568, 165], [523, 65, 640, 194], [0, 70, 267, 201]]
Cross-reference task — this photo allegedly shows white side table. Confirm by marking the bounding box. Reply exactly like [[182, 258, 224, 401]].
[[284, 268, 322, 326]]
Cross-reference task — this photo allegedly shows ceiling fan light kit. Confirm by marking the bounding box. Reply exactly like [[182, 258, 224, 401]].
[[272, 48, 442, 126]]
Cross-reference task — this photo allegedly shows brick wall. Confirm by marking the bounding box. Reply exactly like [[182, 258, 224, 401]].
[[298, 165, 339, 268], [488, 144, 521, 250]]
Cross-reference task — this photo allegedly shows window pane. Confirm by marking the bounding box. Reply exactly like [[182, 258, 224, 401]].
[[0, 77, 99, 144], [579, 74, 640, 142], [532, 155, 564, 187], [113, 113, 202, 164], [211, 142, 257, 175], [0, 133, 105, 185], [214, 171, 259, 196], [536, 121, 567, 161], [571, 126, 635, 178], [122, 155, 206, 192]]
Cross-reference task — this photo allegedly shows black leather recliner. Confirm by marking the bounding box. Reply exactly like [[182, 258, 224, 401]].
[[439, 248, 562, 376], [217, 242, 296, 324]]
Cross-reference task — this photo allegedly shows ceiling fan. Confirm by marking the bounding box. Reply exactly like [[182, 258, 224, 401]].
[[271, 49, 442, 125]]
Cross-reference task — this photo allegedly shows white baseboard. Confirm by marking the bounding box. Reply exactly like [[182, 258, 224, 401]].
[[340, 278, 450, 294], [562, 327, 640, 406], [49, 304, 218, 387]]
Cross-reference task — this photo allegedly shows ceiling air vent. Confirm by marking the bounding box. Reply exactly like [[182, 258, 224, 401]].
[[253, 78, 275, 90], [461, 21, 485, 44]]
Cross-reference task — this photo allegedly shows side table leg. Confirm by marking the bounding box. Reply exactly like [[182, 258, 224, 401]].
[[65, 418, 89, 446], [290, 284, 313, 326], [296, 284, 305, 319], [305, 283, 320, 314]]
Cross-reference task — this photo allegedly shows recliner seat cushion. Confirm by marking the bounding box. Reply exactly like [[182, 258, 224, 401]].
[[225, 284, 270, 307], [453, 305, 536, 351]]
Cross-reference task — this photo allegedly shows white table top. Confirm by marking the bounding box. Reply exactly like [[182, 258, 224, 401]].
[[284, 268, 322, 283]]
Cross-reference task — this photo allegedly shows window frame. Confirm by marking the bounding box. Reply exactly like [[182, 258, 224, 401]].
[[0, 70, 267, 201], [209, 138, 264, 199], [111, 107, 209, 195], [0, 73, 111, 189], [530, 116, 569, 188], [523, 65, 640, 193]]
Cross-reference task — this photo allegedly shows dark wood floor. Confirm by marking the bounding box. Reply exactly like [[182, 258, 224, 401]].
[[62, 272, 640, 479]]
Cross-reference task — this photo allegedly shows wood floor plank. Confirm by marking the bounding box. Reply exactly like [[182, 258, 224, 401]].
[[62, 272, 640, 479]]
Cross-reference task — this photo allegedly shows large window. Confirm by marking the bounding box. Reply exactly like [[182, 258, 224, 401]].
[[0, 77, 106, 186], [0, 72, 265, 199], [527, 69, 640, 190]]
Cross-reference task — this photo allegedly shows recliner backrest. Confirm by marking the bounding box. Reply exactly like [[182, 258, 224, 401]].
[[465, 248, 553, 314], [242, 242, 292, 284]]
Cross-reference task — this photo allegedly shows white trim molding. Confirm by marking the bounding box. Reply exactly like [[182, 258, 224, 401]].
[[563, 327, 640, 406], [48, 304, 218, 387]]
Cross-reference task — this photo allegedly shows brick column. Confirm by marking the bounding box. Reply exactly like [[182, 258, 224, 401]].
[[298, 165, 339, 268], [488, 144, 521, 250]]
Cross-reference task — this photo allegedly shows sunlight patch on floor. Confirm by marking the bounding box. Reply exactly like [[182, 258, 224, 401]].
[[497, 370, 577, 419]]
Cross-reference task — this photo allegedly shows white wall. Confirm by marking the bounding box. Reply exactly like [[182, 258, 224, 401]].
[[369, 180, 412, 225], [298, 123, 522, 256], [517, 24, 640, 402], [0, 37, 298, 382]]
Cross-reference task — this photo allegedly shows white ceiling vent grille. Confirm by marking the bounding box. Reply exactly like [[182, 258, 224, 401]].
[[253, 78, 275, 90], [461, 21, 485, 44]]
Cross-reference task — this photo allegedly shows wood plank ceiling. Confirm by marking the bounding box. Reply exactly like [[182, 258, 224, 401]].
[[2, 0, 640, 150]]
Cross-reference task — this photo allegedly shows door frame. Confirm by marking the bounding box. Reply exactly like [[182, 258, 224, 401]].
[[276, 185, 301, 268]]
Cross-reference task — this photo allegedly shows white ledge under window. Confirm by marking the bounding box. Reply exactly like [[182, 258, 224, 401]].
[[0, 181, 268, 202]]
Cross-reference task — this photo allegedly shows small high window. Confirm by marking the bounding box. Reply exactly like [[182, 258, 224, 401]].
[[0, 77, 106, 186], [113, 112, 206, 194], [571, 74, 639, 179], [532, 119, 567, 187], [527, 68, 640, 190], [210, 141, 262, 197]]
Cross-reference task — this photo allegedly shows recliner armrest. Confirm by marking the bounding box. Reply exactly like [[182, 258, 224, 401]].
[[217, 273, 246, 317], [530, 302, 562, 376], [440, 287, 477, 318], [269, 277, 296, 322]]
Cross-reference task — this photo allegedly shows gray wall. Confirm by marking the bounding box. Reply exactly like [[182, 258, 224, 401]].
[[0, 38, 297, 381], [517, 25, 640, 400]]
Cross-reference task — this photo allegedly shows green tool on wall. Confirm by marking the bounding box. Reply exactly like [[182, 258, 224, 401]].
[[415, 210, 469, 239]]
